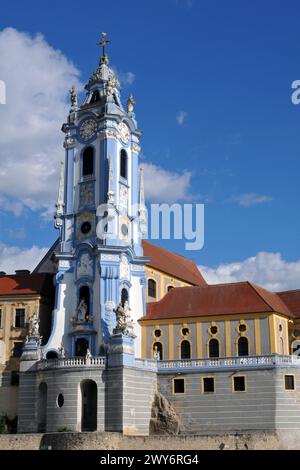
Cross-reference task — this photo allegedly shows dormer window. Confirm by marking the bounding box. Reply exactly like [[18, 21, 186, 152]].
[[82, 147, 94, 178], [120, 149, 127, 179]]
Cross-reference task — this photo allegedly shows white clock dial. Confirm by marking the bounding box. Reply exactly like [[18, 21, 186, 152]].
[[79, 118, 97, 141], [118, 122, 130, 144]]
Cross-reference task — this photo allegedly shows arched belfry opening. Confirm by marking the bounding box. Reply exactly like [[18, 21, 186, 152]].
[[120, 149, 127, 179], [81, 380, 97, 432], [82, 147, 94, 177]]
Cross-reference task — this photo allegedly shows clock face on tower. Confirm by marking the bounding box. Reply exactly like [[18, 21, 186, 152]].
[[118, 122, 130, 144], [79, 118, 97, 141]]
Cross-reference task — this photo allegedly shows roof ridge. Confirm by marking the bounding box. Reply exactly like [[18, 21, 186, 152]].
[[277, 289, 300, 294], [249, 281, 289, 314]]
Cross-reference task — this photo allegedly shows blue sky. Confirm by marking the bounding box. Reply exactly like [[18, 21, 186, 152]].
[[0, 0, 299, 289]]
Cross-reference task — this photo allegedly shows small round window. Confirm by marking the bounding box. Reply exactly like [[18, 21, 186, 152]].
[[181, 327, 190, 337], [238, 324, 247, 333], [210, 326, 218, 335], [57, 393, 64, 408], [154, 329, 161, 338], [81, 221, 91, 234], [294, 329, 300, 337]]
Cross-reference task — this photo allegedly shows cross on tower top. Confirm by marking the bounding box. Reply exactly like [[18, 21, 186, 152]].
[[97, 32, 111, 65]]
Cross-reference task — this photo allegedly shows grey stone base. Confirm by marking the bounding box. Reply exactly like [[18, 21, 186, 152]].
[[1, 430, 300, 450]]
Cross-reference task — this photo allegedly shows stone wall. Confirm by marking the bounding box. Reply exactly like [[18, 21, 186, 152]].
[[1, 430, 300, 450], [158, 367, 300, 433], [104, 366, 156, 434], [0, 372, 18, 419], [18, 366, 106, 433]]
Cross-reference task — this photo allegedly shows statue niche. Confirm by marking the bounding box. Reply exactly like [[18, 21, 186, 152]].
[[71, 286, 91, 324]]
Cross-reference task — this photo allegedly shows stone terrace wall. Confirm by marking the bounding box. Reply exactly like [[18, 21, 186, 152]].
[[0, 430, 300, 450]]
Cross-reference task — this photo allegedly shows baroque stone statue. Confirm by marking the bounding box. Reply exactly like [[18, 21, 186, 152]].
[[114, 300, 134, 336], [153, 345, 160, 360], [76, 299, 88, 323], [85, 348, 92, 360], [28, 312, 40, 336], [127, 94, 135, 113], [69, 85, 78, 107]]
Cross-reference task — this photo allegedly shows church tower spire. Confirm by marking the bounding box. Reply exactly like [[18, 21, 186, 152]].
[[44, 35, 147, 359]]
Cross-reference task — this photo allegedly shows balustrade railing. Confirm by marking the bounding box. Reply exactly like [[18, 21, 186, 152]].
[[37, 356, 106, 370], [157, 354, 300, 371]]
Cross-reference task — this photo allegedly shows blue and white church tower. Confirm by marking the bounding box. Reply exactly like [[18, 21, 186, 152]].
[[44, 34, 148, 359]]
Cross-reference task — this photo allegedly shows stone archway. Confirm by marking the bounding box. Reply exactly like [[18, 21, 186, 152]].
[[80, 379, 97, 431], [37, 382, 47, 433]]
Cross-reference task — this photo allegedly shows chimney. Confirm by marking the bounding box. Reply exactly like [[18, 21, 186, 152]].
[[15, 270, 31, 275]]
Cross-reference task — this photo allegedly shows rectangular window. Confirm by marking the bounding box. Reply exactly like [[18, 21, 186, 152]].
[[12, 342, 24, 358], [173, 378, 185, 394], [0, 309, 2, 328], [285, 375, 295, 391], [233, 376, 246, 392], [15, 308, 25, 328], [203, 377, 215, 393]]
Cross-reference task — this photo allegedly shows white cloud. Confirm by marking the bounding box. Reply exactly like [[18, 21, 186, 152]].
[[0, 27, 81, 214], [199, 252, 300, 292], [176, 110, 188, 125], [0, 195, 24, 216], [232, 193, 273, 207], [112, 67, 135, 86], [0, 243, 48, 274], [141, 162, 192, 203]]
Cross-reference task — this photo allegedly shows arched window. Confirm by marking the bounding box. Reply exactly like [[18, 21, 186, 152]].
[[153, 342, 163, 360], [45, 351, 58, 360], [148, 279, 157, 299], [180, 340, 191, 359], [82, 147, 94, 177], [121, 288, 128, 306], [209, 338, 220, 358], [81, 380, 97, 431], [120, 149, 127, 179], [292, 340, 300, 356], [280, 337, 284, 355], [237, 337, 249, 356], [79, 286, 90, 319]]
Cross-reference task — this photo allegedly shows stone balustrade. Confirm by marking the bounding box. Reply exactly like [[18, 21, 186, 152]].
[[37, 356, 106, 370], [157, 354, 300, 372]]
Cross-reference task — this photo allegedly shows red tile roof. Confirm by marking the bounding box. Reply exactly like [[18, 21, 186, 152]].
[[142, 240, 206, 286], [0, 273, 54, 297], [142, 281, 293, 321], [277, 290, 300, 318]]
